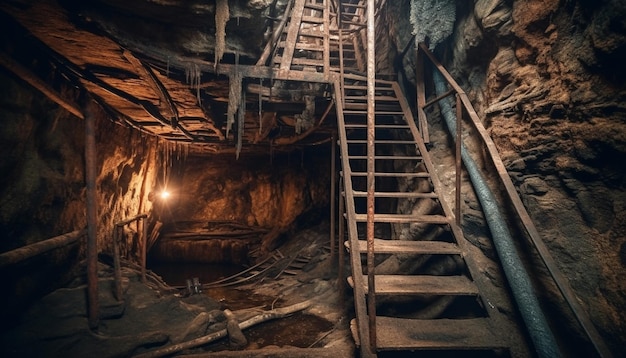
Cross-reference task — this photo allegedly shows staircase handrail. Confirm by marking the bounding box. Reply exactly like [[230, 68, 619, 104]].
[[416, 42, 613, 358]]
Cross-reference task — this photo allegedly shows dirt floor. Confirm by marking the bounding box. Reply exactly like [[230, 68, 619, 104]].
[[0, 224, 357, 358]]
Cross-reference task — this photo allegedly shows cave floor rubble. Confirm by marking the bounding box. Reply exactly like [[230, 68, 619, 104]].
[[0, 224, 356, 358]]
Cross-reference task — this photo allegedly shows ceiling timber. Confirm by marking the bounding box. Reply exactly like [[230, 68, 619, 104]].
[[0, 0, 335, 153]]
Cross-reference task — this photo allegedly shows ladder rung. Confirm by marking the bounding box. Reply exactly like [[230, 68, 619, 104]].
[[354, 213, 450, 224], [343, 124, 409, 129], [352, 191, 437, 198], [302, 16, 324, 24], [299, 29, 325, 38], [341, 3, 366, 8], [280, 42, 324, 51], [346, 139, 415, 144], [342, 109, 404, 115], [304, 3, 325, 10], [349, 275, 479, 296], [344, 95, 398, 101], [351, 239, 461, 255], [350, 172, 431, 178], [348, 155, 422, 160], [274, 56, 324, 67]]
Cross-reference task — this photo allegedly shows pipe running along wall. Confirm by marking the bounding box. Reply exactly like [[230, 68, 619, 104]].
[[432, 70, 561, 358]]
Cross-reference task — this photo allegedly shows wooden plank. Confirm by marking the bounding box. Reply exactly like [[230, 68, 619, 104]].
[[352, 191, 437, 199], [350, 171, 431, 178], [280, 0, 306, 71], [0, 229, 85, 267], [353, 239, 461, 255], [376, 317, 506, 350], [343, 123, 409, 128], [352, 275, 478, 296], [322, 0, 330, 79], [348, 155, 422, 160], [354, 213, 450, 224]]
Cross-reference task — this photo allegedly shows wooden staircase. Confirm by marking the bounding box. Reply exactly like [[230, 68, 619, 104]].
[[268, 0, 520, 356], [272, 0, 331, 79], [331, 1, 517, 356]]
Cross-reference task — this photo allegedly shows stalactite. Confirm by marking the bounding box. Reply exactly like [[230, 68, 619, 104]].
[[215, 0, 230, 68], [226, 71, 242, 138], [184, 63, 202, 105], [236, 83, 245, 159]]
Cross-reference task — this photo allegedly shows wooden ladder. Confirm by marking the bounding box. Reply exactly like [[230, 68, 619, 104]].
[[332, 1, 518, 356], [272, 0, 331, 79]]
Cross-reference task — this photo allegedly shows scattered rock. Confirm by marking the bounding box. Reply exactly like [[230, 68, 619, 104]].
[[520, 176, 550, 196]]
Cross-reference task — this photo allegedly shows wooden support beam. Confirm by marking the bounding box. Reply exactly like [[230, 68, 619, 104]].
[[279, 0, 306, 71], [122, 50, 178, 127], [0, 229, 85, 268], [0, 53, 84, 119], [84, 100, 99, 330]]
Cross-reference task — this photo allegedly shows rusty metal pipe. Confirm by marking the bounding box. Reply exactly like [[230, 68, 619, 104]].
[[366, 0, 377, 352]]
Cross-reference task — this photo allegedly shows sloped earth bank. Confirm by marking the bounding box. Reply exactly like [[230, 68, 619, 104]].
[[0, 224, 355, 357]]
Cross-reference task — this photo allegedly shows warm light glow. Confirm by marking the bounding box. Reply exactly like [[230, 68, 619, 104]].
[[160, 190, 170, 200]]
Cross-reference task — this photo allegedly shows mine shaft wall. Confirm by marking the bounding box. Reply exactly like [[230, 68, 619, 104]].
[[380, 0, 626, 353], [0, 72, 160, 324]]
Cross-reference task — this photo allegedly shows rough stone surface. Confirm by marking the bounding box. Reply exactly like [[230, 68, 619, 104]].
[[384, 0, 626, 355]]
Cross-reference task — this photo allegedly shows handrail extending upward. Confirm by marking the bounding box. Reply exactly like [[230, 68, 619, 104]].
[[416, 42, 613, 358]]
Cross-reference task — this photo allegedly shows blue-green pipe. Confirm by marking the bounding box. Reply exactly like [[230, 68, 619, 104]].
[[433, 70, 561, 358]]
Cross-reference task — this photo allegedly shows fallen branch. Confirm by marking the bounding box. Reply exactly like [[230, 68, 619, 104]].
[[133, 299, 313, 358]]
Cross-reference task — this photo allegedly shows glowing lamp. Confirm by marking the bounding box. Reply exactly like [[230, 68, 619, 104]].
[[159, 190, 171, 200]]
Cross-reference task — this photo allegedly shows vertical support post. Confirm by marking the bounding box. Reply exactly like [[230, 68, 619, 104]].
[[338, 174, 345, 302], [322, 0, 330, 79], [84, 100, 99, 330], [141, 217, 147, 283], [455, 94, 462, 226], [366, 0, 377, 352], [112, 225, 123, 301], [416, 45, 429, 143], [330, 132, 336, 266]]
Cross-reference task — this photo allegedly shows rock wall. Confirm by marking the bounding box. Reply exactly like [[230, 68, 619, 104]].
[[0, 72, 160, 324], [383, 0, 626, 354], [153, 150, 330, 256]]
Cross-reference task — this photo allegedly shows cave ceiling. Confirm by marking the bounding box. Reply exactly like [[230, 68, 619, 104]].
[[1, 0, 337, 154]]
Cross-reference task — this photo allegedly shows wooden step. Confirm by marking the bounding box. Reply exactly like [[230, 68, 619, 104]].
[[346, 139, 415, 145], [304, 3, 325, 11], [342, 108, 404, 115], [348, 155, 422, 161], [280, 42, 324, 51], [302, 15, 324, 24], [352, 191, 437, 199], [375, 317, 506, 351], [343, 123, 409, 129], [354, 213, 450, 224], [341, 3, 366, 9], [344, 95, 398, 101], [274, 56, 324, 67], [350, 171, 431, 178], [299, 29, 325, 38], [350, 239, 461, 255], [348, 274, 478, 295]]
